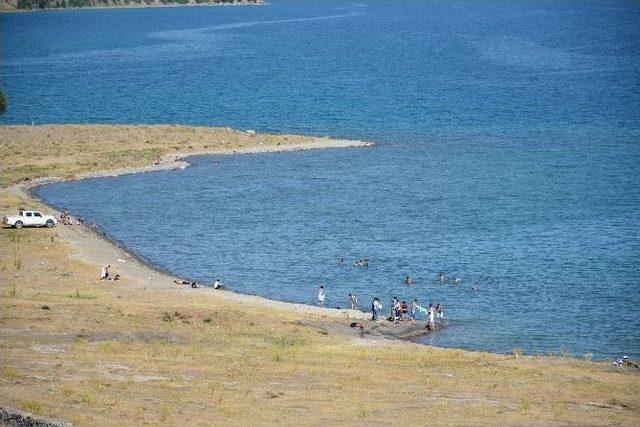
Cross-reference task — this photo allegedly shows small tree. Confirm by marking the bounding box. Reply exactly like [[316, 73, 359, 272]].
[[0, 89, 7, 115]]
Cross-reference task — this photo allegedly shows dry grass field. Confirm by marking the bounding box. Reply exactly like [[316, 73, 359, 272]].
[[0, 124, 364, 187], [1, 125, 639, 425]]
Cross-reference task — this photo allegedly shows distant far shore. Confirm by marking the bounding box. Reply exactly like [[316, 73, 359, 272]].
[[0, 0, 262, 13]]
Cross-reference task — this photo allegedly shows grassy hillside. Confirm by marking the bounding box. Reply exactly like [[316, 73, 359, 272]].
[[1, 125, 639, 425]]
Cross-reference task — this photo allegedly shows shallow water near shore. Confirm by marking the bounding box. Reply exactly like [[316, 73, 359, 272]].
[[5, 0, 639, 358]]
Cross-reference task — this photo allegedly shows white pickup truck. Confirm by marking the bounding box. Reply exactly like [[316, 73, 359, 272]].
[[3, 209, 57, 229]]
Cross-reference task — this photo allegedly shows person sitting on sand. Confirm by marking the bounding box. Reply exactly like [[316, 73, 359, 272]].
[[100, 265, 111, 280], [212, 278, 222, 289], [113, 274, 121, 281], [405, 276, 413, 286], [317, 285, 325, 307], [173, 279, 197, 287], [615, 356, 639, 369]]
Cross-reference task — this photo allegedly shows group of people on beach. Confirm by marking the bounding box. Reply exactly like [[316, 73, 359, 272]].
[[319, 286, 445, 329], [59, 208, 84, 226], [316, 259, 453, 330], [370, 296, 444, 327]]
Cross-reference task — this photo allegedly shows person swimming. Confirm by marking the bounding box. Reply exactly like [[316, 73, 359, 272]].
[[354, 259, 369, 267], [405, 276, 414, 286]]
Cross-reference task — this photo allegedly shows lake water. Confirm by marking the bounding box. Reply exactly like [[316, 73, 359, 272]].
[[4, 0, 639, 359]]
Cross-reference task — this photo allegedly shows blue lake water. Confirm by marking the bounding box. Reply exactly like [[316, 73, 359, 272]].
[[4, 0, 639, 358]]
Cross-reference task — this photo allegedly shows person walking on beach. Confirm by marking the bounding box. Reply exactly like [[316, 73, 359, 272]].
[[371, 297, 382, 321], [100, 264, 110, 280], [317, 285, 325, 307], [349, 293, 358, 310]]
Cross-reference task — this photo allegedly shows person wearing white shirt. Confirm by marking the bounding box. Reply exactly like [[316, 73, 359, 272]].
[[317, 285, 325, 307]]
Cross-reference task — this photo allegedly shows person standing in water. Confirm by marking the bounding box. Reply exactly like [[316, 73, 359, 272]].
[[393, 298, 402, 322], [427, 303, 436, 328], [317, 285, 325, 307], [390, 297, 398, 318], [436, 303, 445, 322], [401, 301, 409, 321], [411, 299, 419, 320], [405, 276, 414, 286], [349, 293, 358, 310]]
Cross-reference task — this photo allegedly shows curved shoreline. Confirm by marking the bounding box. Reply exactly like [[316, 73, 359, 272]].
[[8, 135, 436, 335], [9, 136, 438, 340], [3, 126, 639, 425]]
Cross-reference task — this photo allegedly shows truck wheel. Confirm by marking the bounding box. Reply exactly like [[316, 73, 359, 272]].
[[45, 219, 55, 228], [14, 221, 23, 229]]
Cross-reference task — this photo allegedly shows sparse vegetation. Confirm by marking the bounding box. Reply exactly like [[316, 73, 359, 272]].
[[20, 401, 43, 415], [0, 125, 340, 187], [0, 126, 638, 425], [69, 289, 97, 299]]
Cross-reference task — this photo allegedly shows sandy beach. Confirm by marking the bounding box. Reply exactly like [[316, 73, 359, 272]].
[[1, 125, 638, 426]]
